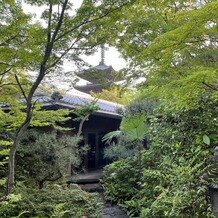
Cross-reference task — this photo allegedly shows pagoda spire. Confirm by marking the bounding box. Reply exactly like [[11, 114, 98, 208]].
[[99, 45, 105, 65]]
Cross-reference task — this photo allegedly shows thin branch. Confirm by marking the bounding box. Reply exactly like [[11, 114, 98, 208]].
[[14, 74, 28, 103], [29, 99, 40, 119], [47, 0, 52, 44], [0, 33, 20, 47], [134, 34, 148, 47], [48, 0, 69, 53], [202, 82, 218, 91], [0, 66, 14, 77], [55, 1, 132, 42], [77, 114, 89, 137], [0, 50, 19, 77], [47, 30, 85, 69], [0, 75, 4, 85]]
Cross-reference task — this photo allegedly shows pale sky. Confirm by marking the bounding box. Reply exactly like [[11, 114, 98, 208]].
[[22, 0, 126, 71]]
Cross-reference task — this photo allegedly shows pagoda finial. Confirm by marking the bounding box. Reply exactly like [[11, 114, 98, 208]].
[[100, 44, 105, 65]]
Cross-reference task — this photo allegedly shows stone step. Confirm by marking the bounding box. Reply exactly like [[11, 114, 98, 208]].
[[79, 183, 104, 193]]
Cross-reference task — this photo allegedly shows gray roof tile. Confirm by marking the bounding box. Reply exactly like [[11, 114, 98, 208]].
[[34, 92, 123, 118]]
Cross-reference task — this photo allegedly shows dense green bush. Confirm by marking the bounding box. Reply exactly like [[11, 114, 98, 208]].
[[102, 157, 139, 215], [102, 97, 217, 217], [103, 147, 214, 217], [0, 185, 102, 218], [16, 130, 87, 188]]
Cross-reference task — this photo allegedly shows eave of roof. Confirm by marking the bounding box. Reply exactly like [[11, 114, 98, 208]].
[[34, 91, 123, 119]]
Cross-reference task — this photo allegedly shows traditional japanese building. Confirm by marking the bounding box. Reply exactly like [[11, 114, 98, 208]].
[[35, 89, 123, 171], [74, 46, 117, 94]]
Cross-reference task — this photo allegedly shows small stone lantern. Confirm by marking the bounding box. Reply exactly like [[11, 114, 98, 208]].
[[208, 146, 218, 218]]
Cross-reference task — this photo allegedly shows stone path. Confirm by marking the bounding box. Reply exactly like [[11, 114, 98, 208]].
[[80, 183, 128, 218], [101, 201, 128, 218], [71, 170, 128, 217]]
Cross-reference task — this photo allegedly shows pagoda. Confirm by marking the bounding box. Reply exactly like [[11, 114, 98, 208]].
[[74, 46, 116, 94]]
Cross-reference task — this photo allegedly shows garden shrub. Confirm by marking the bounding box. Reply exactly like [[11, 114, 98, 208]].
[[135, 143, 215, 218], [16, 130, 87, 188], [102, 157, 139, 209], [102, 157, 138, 202], [0, 184, 102, 218], [102, 97, 217, 217]]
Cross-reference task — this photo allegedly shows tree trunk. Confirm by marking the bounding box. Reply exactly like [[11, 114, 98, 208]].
[[5, 0, 68, 193], [6, 144, 16, 195], [5, 66, 46, 195], [6, 115, 32, 195], [68, 114, 89, 178], [77, 114, 89, 137]]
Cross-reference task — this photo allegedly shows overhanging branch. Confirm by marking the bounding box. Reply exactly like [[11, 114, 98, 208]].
[[55, 1, 133, 42]]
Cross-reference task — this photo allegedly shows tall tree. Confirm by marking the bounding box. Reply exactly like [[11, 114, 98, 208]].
[[101, 1, 218, 216], [1, 0, 135, 195], [105, 0, 218, 107]]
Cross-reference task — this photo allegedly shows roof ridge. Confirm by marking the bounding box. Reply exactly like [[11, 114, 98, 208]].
[[66, 90, 123, 107]]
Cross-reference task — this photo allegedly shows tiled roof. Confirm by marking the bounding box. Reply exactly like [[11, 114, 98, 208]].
[[74, 84, 102, 94], [93, 64, 113, 71], [34, 90, 123, 119]]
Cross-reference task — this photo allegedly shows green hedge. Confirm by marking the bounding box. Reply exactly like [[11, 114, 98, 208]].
[[0, 185, 102, 218]]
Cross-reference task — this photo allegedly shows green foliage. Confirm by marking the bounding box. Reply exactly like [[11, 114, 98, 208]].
[[203, 135, 211, 145], [16, 130, 87, 188], [0, 134, 13, 192], [91, 86, 136, 104], [125, 99, 158, 117], [104, 141, 135, 160], [103, 113, 147, 148], [0, 185, 102, 218], [0, 76, 26, 132], [73, 101, 99, 122], [105, 0, 218, 110], [102, 95, 217, 217], [101, 0, 217, 217], [31, 107, 71, 129], [141, 98, 217, 218], [102, 157, 139, 204], [120, 114, 147, 142], [103, 113, 147, 178]]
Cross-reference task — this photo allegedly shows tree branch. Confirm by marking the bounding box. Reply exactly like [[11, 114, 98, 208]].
[[47, 29, 85, 69], [0, 66, 13, 79], [27, 0, 69, 103], [0, 33, 20, 47], [55, 1, 132, 42], [47, 0, 52, 44], [14, 74, 28, 102], [202, 81, 218, 91]]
